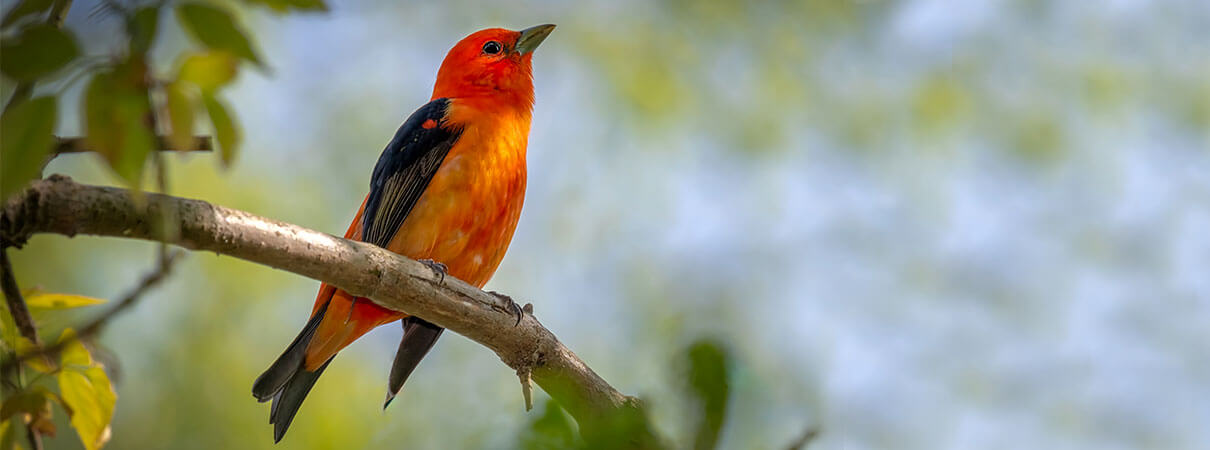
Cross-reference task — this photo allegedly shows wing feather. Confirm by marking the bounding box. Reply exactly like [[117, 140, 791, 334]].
[[361, 98, 462, 248]]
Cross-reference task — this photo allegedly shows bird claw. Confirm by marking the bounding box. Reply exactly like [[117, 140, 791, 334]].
[[489, 291, 525, 326], [418, 259, 447, 283]]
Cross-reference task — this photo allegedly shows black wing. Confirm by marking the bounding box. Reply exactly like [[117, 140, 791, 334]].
[[361, 98, 462, 247]]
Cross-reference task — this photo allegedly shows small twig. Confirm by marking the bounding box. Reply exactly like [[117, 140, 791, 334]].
[[0, 248, 40, 345], [53, 135, 213, 154], [48, 0, 72, 27], [26, 423, 44, 450], [784, 425, 820, 450], [518, 367, 534, 411], [0, 250, 182, 372]]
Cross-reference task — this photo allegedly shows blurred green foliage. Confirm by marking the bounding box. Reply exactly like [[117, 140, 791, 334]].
[[0, 0, 321, 448], [1, 0, 1206, 449]]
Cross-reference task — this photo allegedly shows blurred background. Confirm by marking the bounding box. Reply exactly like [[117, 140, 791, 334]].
[[6, 0, 1209, 448]]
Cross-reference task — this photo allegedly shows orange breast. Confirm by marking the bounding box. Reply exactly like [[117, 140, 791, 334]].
[[386, 108, 529, 288]]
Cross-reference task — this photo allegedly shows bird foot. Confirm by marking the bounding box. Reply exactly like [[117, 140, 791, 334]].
[[418, 259, 447, 283], [489, 291, 527, 326]]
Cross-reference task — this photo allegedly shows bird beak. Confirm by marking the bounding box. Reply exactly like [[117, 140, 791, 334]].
[[515, 24, 555, 55]]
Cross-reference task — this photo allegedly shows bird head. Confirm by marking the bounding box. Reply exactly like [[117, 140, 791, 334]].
[[432, 24, 555, 109]]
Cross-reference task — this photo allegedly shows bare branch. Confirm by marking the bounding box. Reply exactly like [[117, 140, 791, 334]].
[[1, 248, 39, 345], [0, 175, 662, 446], [785, 425, 821, 450], [1, 250, 182, 372], [53, 135, 213, 155]]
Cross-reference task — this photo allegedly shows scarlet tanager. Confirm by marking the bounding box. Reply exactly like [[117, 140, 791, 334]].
[[251, 24, 555, 442]]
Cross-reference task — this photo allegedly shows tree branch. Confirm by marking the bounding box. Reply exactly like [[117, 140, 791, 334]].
[[1, 248, 39, 345], [0, 175, 662, 446], [1, 250, 182, 372], [53, 135, 213, 155]]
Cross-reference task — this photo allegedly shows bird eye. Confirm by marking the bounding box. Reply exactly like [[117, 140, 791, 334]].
[[482, 41, 503, 55]]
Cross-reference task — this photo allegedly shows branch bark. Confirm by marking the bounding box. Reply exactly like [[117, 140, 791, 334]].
[[1, 175, 661, 446], [1, 248, 39, 344]]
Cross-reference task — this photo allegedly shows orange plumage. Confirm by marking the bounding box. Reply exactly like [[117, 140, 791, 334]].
[[253, 25, 554, 442]]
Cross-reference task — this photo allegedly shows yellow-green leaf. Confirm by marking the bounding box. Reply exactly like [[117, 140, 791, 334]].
[[176, 2, 263, 66], [82, 70, 155, 185], [164, 81, 197, 150], [57, 329, 92, 368], [177, 51, 239, 92], [0, 95, 56, 201], [202, 94, 241, 167], [22, 289, 106, 309], [56, 330, 115, 450], [0, 24, 79, 81], [15, 335, 55, 373]]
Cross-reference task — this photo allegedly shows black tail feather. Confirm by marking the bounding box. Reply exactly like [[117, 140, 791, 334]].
[[384, 317, 444, 409], [271, 359, 332, 443], [252, 301, 330, 402]]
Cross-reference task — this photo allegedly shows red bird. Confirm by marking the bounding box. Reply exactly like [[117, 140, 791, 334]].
[[252, 24, 555, 442]]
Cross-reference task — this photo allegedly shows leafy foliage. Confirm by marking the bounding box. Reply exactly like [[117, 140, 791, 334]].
[[176, 2, 264, 66], [0, 96, 57, 200], [57, 329, 118, 450], [0, 24, 79, 81], [683, 340, 731, 450], [0, 1, 326, 448], [83, 67, 157, 184]]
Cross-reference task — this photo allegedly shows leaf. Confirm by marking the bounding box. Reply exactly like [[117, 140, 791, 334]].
[[684, 339, 731, 450], [164, 81, 197, 150], [202, 94, 241, 167], [0, 386, 52, 422], [0, 24, 79, 81], [56, 329, 116, 450], [126, 6, 161, 56], [22, 289, 106, 309], [15, 336, 55, 373], [1, 0, 54, 28], [82, 69, 156, 185], [0, 419, 17, 450], [242, 0, 328, 13], [176, 2, 263, 66], [0, 96, 56, 201], [518, 399, 580, 450], [177, 51, 239, 92]]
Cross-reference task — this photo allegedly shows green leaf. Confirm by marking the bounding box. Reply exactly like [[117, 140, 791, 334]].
[[246, 0, 331, 12], [176, 2, 263, 66], [164, 81, 197, 150], [1, 0, 54, 28], [243, 0, 328, 13], [22, 288, 106, 309], [56, 329, 116, 450], [518, 399, 580, 450], [0, 386, 52, 422], [126, 6, 161, 56], [0, 24, 79, 81], [202, 94, 241, 167], [0, 95, 57, 201], [684, 339, 731, 450], [177, 51, 239, 92], [0, 419, 17, 450], [82, 70, 156, 185]]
